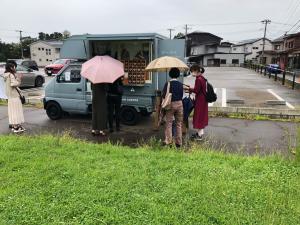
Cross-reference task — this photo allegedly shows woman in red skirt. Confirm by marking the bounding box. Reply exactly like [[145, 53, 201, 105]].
[[189, 65, 208, 141]]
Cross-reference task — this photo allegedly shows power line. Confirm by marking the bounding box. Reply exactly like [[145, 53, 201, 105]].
[[286, 19, 300, 34], [276, 0, 296, 23], [192, 21, 259, 26], [287, 1, 300, 24], [215, 28, 263, 35], [272, 21, 293, 26]]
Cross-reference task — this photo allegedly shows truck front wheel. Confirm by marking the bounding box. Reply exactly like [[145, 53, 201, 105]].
[[46, 102, 63, 120], [120, 106, 140, 126]]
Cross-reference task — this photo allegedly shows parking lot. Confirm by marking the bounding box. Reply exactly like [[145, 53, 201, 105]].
[[20, 69, 53, 102], [185, 67, 300, 110]]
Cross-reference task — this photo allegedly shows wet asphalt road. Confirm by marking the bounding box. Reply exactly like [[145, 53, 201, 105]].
[[185, 67, 300, 109], [0, 106, 297, 156]]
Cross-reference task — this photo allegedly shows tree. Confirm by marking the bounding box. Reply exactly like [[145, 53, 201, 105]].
[[21, 37, 37, 58], [38, 31, 70, 41], [0, 41, 21, 61], [38, 32, 46, 41], [174, 32, 185, 39], [63, 30, 71, 39]]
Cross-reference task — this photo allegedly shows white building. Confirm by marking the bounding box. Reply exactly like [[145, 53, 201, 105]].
[[30, 40, 63, 67], [232, 38, 272, 62]]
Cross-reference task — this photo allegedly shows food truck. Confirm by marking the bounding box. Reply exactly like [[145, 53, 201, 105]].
[[43, 33, 185, 125]]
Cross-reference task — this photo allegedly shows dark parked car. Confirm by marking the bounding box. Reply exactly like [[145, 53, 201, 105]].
[[8, 59, 39, 71], [266, 64, 282, 74]]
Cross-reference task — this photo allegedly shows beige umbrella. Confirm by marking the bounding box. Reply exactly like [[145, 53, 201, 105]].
[[145, 56, 189, 72]]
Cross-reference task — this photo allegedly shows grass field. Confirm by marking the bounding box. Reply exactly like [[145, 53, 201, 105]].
[[0, 134, 299, 225]]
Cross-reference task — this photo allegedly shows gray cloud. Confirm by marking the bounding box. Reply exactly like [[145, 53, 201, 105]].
[[0, 0, 298, 43]]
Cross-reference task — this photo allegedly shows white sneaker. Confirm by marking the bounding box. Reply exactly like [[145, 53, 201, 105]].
[[12, 127, 24, 133], [12, 127, 22, 133]]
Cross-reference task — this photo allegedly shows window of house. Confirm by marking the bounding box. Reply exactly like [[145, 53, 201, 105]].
[[275, 45, 281, 50], [38, 48, 41, 50], [46, 59, 48, 61], [288, 41, 294, 49], [42, 48, 44, 50], [233, 48, 237, 51], [252, 47, 259, 50], [232, 59, 239, 64], [57, 66, 81, 83], [221, 59, 226, 64], [39, 59, 42, 62]]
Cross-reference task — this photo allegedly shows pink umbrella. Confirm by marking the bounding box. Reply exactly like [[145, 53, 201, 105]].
[[81, 56, 124, 84]]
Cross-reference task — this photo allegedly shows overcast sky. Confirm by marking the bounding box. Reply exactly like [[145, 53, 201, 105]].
[[0, 0, 299, 43]]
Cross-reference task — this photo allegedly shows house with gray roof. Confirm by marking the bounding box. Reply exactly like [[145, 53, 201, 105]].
[[232, 38, 272, 63], [182, 31, 245, 66]]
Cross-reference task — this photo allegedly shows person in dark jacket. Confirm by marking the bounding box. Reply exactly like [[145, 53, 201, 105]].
[[162, 67, 184, 148], [107, 77, 124, 132], [92, 83, 107, 136], [189, 65, 208, 141]]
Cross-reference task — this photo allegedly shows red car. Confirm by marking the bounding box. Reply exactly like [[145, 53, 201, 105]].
[[44, 59, 74, 76]]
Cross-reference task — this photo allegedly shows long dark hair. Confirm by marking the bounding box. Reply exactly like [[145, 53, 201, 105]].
[[5, 62, 16, 74]]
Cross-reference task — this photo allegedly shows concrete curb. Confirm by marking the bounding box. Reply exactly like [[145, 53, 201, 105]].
[[209, 106, 300, 117]]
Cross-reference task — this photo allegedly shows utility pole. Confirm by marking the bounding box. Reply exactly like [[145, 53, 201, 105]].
[[16, 30, 24, 59], [167, 28, 175, 39], [261, 19, 271, 64], [184, 24, 192, 58]]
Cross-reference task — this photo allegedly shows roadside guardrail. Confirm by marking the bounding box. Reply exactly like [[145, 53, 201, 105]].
[[244, 63, 298, 89]]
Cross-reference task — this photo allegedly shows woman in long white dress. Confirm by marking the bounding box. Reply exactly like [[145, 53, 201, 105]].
[[3, 62, 25, 133]]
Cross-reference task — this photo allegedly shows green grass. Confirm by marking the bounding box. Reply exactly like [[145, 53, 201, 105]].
[[210, 111, 300, 123], [296, 127, 300, 161], [0, 100, 7, 106], [0, 99, 43, 109], [0, 135, 299, 225]]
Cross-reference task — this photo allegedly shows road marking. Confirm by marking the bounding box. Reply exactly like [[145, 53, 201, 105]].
[[208, 88, 217, 107], [222, 88, 227, 107], [267, 89, 295, 109]]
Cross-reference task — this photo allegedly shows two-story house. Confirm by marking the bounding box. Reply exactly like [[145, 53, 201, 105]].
[[232, 38, 272, 63], [184, 31, 244, 66], [30, 40, 63, 67], [255, 36, 284, 66]]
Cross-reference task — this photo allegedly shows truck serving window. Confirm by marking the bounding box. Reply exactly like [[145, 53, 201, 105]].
[[91, 41, 153, 85]]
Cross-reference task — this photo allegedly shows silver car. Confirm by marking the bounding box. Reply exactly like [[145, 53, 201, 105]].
[[1, 63, 45, 88], [16, 65, 45, 88]]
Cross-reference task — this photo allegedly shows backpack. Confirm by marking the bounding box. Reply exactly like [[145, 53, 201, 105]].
[[203, 78, 217, 103]]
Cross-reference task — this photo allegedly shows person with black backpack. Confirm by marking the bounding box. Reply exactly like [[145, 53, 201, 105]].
[[188, 65, 211, 141], [107, 76, 124, 133]]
